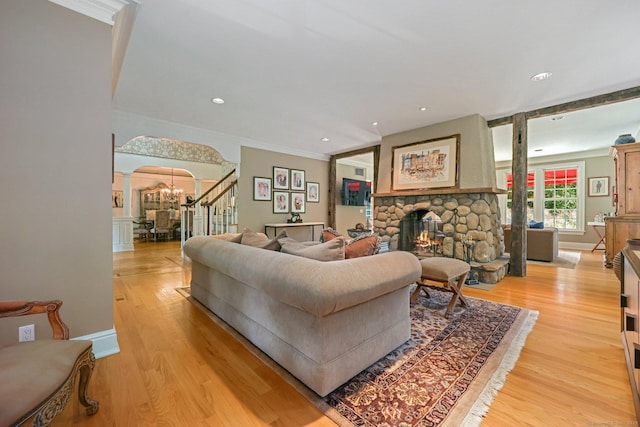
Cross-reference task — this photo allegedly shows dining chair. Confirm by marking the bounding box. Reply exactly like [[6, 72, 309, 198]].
[[152, 210, 171, 241]]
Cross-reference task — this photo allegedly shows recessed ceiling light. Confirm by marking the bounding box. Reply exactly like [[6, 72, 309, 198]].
[[211, 97, 225, 104], [321, 137, 329, 142], [534, 148, 543, 152], [551, 116, 564, 121], [372, 121, 378, 126], [418, 107, 428, 111], [530, 72, 552, 81]]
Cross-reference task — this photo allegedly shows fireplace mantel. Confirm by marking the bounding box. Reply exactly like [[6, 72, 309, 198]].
[[372, 186, 507, 198]]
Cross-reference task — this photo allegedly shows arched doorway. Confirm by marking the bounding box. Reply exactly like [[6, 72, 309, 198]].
[[112, 136, 234, 251]]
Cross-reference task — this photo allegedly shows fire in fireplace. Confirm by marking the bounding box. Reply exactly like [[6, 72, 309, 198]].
[[399, 209, 444, 256]]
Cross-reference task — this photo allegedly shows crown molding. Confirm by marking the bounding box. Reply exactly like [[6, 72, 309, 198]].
[[49, 0, 133, 26]]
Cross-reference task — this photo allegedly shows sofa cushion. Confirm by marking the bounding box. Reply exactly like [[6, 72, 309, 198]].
[[345, 234, 380, 258], [241, 229, 287, 250], [280, 236, 346, 261]]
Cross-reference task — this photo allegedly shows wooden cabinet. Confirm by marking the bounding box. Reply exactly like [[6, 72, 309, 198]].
[[606, 217, 640, 266], [621, 243, 640, 421], [612, 142, 640, 216], [605, 142, 640, 266], [139, 183, 181, 219]]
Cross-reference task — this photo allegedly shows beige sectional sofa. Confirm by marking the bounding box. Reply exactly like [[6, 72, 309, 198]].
[[183, 235, 422, 397]]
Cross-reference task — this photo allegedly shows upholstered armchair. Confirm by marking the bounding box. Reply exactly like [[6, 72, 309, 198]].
[[0, 300, 99, 426]]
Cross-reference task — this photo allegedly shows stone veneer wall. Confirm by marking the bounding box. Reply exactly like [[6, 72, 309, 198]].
[[374, 193, 504, 262]]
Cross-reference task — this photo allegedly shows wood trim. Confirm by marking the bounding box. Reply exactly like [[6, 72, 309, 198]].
[[487, 85, 640, 127], [509, 112, 528, 276], [372, 186, 506, 198], [329, 145, 380, 229]]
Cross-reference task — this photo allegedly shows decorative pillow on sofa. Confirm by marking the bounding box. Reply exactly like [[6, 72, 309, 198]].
[[241, 229, 287, 250], [211, 232, 243, 242], [280, 236, 346, 261], [345, 234, 381, 259], [277, 237, 321, 247], [221, 227, 266, 243], [320, 227, 341, 243]]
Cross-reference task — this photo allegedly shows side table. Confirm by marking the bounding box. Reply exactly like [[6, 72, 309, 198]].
[[587, 221, 606, 252]]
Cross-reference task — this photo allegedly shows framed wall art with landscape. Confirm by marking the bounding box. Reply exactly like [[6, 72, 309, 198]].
[[391, 134, 460, 191], [588, 176, 609, 197], [253, 177, 272, 201]]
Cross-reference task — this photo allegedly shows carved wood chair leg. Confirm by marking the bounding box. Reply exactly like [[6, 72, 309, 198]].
[[77, 351, 99, 416]]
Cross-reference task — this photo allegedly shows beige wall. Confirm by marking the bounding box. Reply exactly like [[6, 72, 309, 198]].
[[239, 147, 329, 240], [378, 114, 496, 193], [0, 1, 113, 344]]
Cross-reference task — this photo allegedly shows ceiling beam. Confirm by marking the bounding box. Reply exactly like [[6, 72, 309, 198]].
[[487, 86, 640, 128]]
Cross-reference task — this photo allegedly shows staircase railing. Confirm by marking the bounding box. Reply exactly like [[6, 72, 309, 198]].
[[179, 168, 238, 247]]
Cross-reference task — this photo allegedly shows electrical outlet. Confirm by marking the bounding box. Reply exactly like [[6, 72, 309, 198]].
[[19, 324, 35, 342]]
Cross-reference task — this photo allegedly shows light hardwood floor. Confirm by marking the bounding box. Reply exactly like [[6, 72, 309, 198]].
[[55, 241, 637, 426]]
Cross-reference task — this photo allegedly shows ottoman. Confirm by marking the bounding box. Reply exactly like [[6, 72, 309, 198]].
[[411, 258, 470, 317]]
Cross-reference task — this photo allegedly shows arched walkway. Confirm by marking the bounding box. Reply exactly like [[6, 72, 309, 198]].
[[112, 136, 235, 251]]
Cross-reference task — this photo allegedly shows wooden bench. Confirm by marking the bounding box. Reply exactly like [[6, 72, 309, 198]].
[[0, 300, 99, 426]]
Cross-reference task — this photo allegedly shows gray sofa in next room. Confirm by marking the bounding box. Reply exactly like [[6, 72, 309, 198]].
[[502, 225, 559, 262]]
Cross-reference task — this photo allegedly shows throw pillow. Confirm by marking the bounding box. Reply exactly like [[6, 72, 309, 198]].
[[320, 227, 342, 242], [280, 236, 346, 261], [528, 220, 544, 229], [345, 234, 381, 259], [277, 237, 321, 247], [241, 229, 287, 250]]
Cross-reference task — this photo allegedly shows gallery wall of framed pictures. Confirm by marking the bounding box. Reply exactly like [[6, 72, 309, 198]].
[[253, 166, 320, 214]]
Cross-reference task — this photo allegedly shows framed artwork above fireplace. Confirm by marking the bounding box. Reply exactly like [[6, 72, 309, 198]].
[[391, 134, 460, 191]]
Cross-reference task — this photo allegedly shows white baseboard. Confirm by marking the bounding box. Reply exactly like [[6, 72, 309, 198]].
[[72, 327, 120, 359]]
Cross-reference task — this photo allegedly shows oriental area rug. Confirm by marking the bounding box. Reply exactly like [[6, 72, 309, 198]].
[[177, 286, 538, 427]]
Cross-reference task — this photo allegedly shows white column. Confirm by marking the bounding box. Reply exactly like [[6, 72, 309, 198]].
[[122, 173, 132, 217], [194, 179, 203, 236]]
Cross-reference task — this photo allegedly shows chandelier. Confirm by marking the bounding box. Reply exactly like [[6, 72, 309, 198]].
[[162, 168, 183, 203]]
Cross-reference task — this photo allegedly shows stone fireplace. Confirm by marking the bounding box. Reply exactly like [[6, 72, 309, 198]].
[[369, 114, 512, 282], [373, 191, 508, 283]]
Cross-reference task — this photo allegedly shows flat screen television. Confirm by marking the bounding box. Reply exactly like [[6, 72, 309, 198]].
[[342, 178, 371, 206]]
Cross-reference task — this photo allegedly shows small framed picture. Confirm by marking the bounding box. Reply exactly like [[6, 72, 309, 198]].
[[307, 182, 319, 203], [291, 192, 305, 213], [112, 190, 123, 208], [273, 167, 289, 190], [291, 169, 305, 191], [253, 177, 272, 201], [588, 176, 609, 197], [273, 191, 290, 213]]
